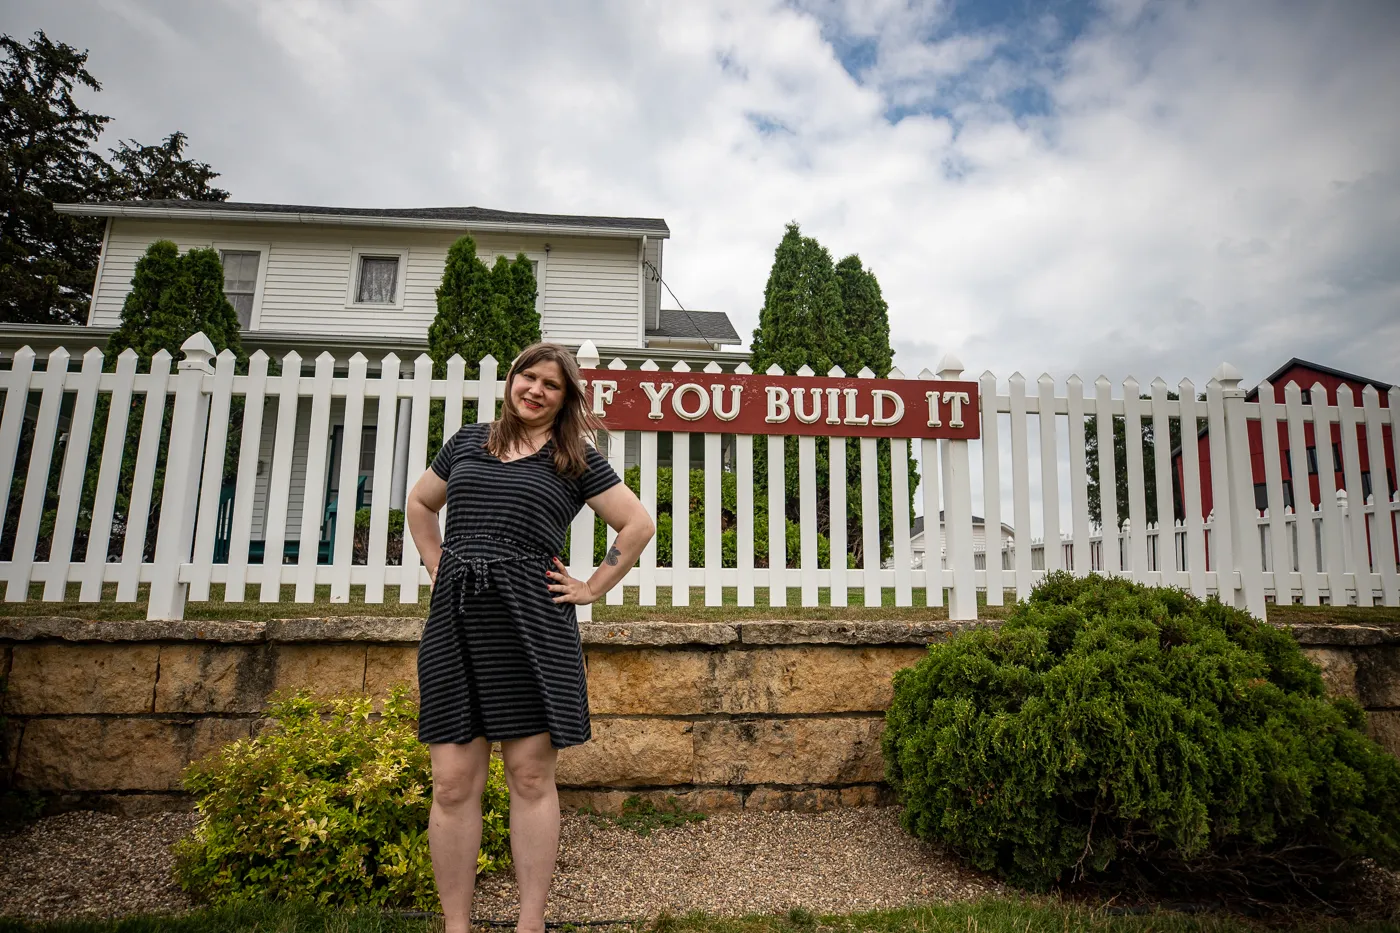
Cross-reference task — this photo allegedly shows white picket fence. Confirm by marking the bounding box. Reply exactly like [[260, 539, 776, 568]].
[[1, 334, 1397, 621]]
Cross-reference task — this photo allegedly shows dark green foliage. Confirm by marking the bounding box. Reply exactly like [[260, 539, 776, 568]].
[[104, 131, 228, 201], [174, 688, 510, 910], [579, 794, 707, 837], [835, 254, 893, 380], [1085, 393, 1184, 529], [426, 238, 540, 451], [750, 223, 851, 376], [750, 225, 917, 564], [79, 241, 245, 561], [0, 32, 228, 325], [0, 31, 109, 325], [883, 573, 1400, 897]]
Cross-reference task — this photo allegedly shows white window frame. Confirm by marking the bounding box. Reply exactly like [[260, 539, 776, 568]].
[[213, 241, 271, 331], [346, 246, 410, 310], [479, 249, 547, 316]]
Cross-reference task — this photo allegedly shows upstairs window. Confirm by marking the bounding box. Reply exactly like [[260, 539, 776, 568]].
[[348, 247, 408, 309], [220, 249, 261, 329], [356, 256, 399, 304]]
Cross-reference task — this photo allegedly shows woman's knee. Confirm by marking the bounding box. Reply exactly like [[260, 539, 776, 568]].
[[430, 743, 490, 809], [503, 756, 556, 801]]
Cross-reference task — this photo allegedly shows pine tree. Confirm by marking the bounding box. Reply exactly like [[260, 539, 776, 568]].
[[835, 255, 892, 378], [749, 225, 916, 566], [750, 223, 851, 376], [505, 253, 541, 352]]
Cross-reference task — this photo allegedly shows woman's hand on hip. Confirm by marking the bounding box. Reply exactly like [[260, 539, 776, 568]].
[[546, 557, 596, 605]]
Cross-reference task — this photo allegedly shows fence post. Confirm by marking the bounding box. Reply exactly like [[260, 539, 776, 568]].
[[572, 340, 600, 623], [939, 354, 978, 620], [147, 333, 216, 621], [1217, 363, 1267, 619]]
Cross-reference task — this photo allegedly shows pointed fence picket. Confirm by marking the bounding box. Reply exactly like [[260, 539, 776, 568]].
[[2, 333, 1396, 620]]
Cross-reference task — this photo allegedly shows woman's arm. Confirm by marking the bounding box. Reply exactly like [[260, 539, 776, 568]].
[[546, 482, 654, 604], [406, 469, 448, 584]]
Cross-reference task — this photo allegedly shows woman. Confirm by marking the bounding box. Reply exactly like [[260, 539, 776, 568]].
[[405, 342, 654, 933]]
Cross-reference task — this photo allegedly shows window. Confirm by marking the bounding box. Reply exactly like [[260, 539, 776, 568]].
[[357, 256, 399, 303], [1281, 479, 1295, 510], [347, 247, 409, 309], [1253, 483, 1268, 512], [1332, 442, 1343, 473], [1306, 446, 1318, 475], [1362, 471, 1372, 500], [1300, 388, 1312, 405], [217, 246, 267, 328]]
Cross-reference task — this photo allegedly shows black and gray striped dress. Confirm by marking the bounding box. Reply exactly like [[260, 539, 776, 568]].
[[416, 422, 620, 749]]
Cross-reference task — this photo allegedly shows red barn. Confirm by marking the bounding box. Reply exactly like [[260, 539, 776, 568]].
[[1172, 358, 1396, 533]]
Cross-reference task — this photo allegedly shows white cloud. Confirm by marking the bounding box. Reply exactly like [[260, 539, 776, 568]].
[[6, 0, 1399, 532]]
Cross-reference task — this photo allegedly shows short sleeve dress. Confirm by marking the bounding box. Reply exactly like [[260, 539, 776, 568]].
[[416, 422, 621, 749]]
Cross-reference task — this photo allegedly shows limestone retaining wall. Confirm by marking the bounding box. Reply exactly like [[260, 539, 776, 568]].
[[1, 616, 1396, 814]]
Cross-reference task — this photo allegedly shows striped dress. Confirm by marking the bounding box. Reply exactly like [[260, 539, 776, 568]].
[[416, 422, 620, 749]]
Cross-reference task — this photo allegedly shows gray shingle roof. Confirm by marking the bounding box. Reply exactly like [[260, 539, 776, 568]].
[[72, 199, 670, 235], [645, 309, 742, 345]]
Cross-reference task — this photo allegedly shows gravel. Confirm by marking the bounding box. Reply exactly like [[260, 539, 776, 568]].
[[0, 806, 1000, 924]]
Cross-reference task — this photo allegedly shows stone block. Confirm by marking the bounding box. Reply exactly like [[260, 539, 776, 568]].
[[581, 622, 738, 647], [720, 646, 928, 714], [1356, 647, 1400, 708], [365, 645, 420, 701], [692, 717, 886, 786], [5, 644, 159, 714], [1301, 647, 1359, 701], [558, 787, 742, 815], [271, 644, 367, 697], [0, 617, 266, 643], [743, 783, 893, 812], [555, 719, 693, 787], [586, 649, 720, 715], [268, 617, 424, 643], [1286, 624, 1391, 647], [1368, 710, 1400, 760], [154, 645, 271, 713], [738, 620, 980, 646], [15, 717, 252, 791]]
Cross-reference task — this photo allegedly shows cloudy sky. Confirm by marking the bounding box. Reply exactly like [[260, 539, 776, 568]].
[[8, 0, 1398, 394]]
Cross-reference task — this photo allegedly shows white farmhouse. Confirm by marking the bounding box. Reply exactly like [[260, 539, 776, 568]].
[[1, 200, 746, 559]]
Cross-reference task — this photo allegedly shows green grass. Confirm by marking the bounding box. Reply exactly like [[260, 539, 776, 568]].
[[5, 583, 1398, 627], [0, 898, 1395, 933]]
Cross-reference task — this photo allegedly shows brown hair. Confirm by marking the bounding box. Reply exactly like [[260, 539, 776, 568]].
[[487, 342, 604, 478]]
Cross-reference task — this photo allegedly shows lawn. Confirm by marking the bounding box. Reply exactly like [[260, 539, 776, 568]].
[[4, 583, 1398, 627], [1, 899, 1396, 933]]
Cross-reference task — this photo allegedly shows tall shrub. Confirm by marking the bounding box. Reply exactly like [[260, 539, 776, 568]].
[[427, 237, 540, 451], [883, 572, 1400, 898], [750, 224, 915, 564]]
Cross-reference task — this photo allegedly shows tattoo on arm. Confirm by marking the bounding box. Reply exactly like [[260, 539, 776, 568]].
[[605, 545, 622, 567]]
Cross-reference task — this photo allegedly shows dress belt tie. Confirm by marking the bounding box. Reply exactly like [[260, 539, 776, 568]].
[[436, 537, 554, 617]]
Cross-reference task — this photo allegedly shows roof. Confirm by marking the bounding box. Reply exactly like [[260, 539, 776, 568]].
[[1245, 357, 1393, 400], [53, 199, 670, 238], [645, 309, 742, 345]]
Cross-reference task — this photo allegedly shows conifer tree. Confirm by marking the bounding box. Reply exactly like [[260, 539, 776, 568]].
[[750, 224, 916, 566]]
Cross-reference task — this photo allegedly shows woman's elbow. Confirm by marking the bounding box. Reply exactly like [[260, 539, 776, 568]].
[[634, 513, 656, 544]]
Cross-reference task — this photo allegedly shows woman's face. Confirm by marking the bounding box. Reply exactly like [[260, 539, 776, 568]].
[[510, 359, 567, 431]]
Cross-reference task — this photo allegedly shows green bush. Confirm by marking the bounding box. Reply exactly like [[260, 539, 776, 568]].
[[882, 572, 1400, 897], [174, 687, 510, 909]]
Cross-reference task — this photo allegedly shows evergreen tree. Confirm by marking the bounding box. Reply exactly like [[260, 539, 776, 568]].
[[835, 254, 892, 378], [427, 238, 542, 448], [105, 131, 229, 201], [86, 241, 245, 561], [750, 223, 851, 375], [750, 224, 916, 566], [0, 32, 231, 325], [0, 31, 109, 324]]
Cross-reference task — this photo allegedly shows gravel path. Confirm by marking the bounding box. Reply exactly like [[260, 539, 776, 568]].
[[0, 807, 1001, 924]]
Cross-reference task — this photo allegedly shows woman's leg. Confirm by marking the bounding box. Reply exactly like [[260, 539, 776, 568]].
[[500, 733, 560, 933], [429, 739, 492, 933]]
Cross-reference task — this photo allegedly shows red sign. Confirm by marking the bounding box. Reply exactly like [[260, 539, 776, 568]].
[[581, 369, 979, 439]]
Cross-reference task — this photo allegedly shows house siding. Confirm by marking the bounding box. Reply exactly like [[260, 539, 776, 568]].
[[91, 218, 645, 348]]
